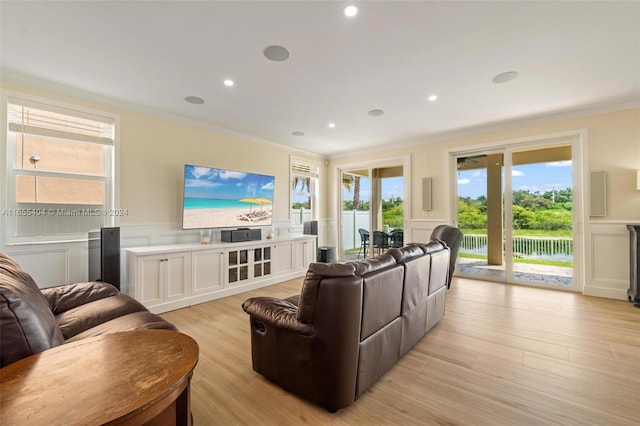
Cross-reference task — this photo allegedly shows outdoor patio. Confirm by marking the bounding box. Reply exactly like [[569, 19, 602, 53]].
[[457, 257, 573, 286]]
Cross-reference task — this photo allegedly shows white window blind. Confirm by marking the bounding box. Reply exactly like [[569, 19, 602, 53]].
[[5, 96, 117, 242], [291, 161, 319, 180], [290, 158, 319, 226], [8, 101, 114, 146]]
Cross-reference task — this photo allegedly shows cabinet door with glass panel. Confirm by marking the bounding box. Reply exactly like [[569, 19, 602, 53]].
[[253, 246, 272, 279], [226, 248, 250, 285]]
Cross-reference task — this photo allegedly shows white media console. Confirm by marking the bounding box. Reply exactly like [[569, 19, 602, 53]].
[[124, 234, 316, 314]]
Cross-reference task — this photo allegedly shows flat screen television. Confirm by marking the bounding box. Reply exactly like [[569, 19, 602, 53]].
[[182, 164, 275, 230]]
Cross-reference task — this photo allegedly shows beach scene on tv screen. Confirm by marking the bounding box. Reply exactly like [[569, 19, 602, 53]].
[[182, 165, 275, 229]]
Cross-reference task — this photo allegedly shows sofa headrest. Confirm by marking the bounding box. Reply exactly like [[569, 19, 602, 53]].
[[386, 245, 424, 263], [409, 240, 447, 254], [297, 262, 357, 324], [430, 225, 464, 249], [308, 262, 356, 277], [0, 252, 65, 367], [346, 253, 396, 276], [0, 252, 40, 293]]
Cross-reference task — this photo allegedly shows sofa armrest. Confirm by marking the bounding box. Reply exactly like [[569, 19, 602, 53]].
[[41, 282, 120, 315], [242, 297, 312, 335]]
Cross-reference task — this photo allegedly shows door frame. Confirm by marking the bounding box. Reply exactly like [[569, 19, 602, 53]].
[[335, 155, 411, 260], [447, 130, 586, 292]]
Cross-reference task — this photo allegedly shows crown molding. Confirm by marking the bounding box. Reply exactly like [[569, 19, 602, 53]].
[[0, 69, 326, 160], [328, 99, 640, 159], [3, 68, 635, 162]]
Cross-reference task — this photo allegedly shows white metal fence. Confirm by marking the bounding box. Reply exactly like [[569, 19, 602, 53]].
[[294, 212, 572, 261], [461, 234, 573, 262], [290, 208, 313, 226], [342, 211, 371, 250]]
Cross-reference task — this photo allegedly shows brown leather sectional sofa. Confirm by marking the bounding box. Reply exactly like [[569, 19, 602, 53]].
[[242, 240, 450, 412], [0, 252, 176, 368]]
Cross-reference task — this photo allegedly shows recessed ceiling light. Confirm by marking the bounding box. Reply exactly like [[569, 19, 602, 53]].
[[328, 123, 336, 128], [492, 71, 519, 84], [223, 79, 234, 87], [185, 96, 205, 104], [368, 109, 384, 117], [428, 94, 438, 102], [264, 45, 290, 62], [344, 5, 358, 17], [292, 131, 305, 136]]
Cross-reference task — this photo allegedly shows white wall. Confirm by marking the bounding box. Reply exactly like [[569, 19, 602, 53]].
[[326, 106, 640, 300], [2, 79, 639, 300], [0, 80, 326, 287]]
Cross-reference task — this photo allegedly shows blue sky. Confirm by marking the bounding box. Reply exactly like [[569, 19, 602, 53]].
[[343, 176, 404, 202], [184, 165, 274, 200], [342, 161, 573, 202], [458, 161, 572, 199]]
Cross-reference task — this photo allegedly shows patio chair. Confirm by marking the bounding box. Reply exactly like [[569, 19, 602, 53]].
[[389, 229, 404, 248], [372, 230, 390, 255], [358, 229, 370, 258]]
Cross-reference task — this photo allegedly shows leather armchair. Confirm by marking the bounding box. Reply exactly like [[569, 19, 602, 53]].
[[1, 252, 176, 367], [243, 262, 363, 412]]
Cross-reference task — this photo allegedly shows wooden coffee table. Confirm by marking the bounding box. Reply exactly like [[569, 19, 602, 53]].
[[0, 329, 199, 425]]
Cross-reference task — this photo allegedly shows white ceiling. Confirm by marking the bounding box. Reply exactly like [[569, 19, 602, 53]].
[[1, 1, 639, 157]]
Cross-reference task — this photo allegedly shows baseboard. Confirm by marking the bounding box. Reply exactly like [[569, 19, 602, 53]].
[[582, 285, 628, 301]]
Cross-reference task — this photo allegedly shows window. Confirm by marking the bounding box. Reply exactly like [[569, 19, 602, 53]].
[[290, 157, 319, 227], [4, 96, 117, 242]]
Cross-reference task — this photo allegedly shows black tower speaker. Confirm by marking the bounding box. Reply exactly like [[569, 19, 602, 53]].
[[89, 227, 120, 290], [627, 224, 640, 307], [303, 220, 318, 236], [303, 220, 319, 257]]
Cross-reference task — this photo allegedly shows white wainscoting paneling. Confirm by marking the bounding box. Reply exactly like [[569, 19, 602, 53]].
[[408, 219, 448, 244], [583, 222, 633, 300], [5, 219, 634, 302], [7, 248, 70, 288]]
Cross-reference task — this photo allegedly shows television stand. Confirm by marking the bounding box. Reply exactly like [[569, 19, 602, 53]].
[[124, 234, 317, 314]]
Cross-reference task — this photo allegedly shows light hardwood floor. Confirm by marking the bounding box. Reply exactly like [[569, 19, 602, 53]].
[[161, 278, 640, 425]]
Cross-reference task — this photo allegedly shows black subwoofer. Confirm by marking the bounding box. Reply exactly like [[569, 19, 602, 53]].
[[627, 224, 640, 307], [88, 227, 120, 290]]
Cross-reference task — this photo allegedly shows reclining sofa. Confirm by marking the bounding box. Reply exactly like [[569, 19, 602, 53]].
[[242, 240, 450, 412], [0, 252, 176, 368]]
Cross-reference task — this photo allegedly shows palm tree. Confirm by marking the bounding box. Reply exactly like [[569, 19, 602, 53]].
[[342, 173, 361, 210], [292, 176, 310, 192], [353, 176, 361, 210]]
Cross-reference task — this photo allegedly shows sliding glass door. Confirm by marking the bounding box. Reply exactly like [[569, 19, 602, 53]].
[[509, 145, 574, 287], [456, 152, 506, 281], [455, 143, 575, 289], [339, 164, 405, 261], [341, 169, 371, 260]]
